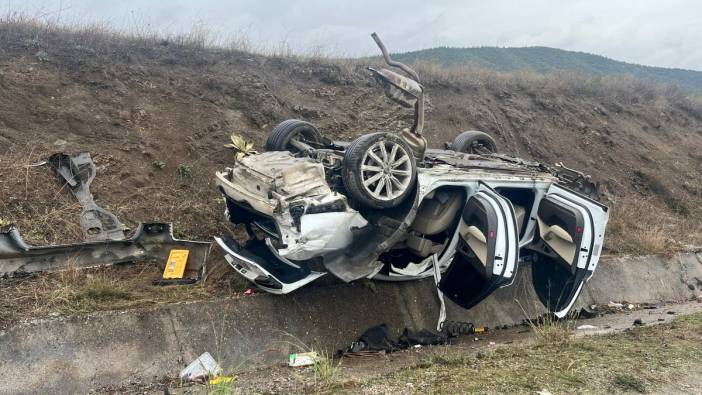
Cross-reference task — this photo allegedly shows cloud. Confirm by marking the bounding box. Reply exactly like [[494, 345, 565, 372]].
[[6, 0, 702, 70]]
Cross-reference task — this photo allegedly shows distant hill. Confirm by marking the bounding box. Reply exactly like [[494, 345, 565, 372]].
[[392, 46, 702, 92]]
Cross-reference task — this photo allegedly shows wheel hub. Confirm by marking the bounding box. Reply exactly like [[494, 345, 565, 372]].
[[360, 140, 413, 201]]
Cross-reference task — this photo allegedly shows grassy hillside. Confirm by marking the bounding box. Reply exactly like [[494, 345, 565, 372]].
[[393, 46, 702, 92], [0, 19, 701, 256]]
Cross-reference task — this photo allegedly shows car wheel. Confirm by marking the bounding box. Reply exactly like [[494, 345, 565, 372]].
[[342, 132, 417, 209], [265, 119, 323, 153], [451, 131, 497, 154]]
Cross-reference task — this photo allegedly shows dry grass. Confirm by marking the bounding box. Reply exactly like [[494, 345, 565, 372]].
[[527, 314, 576, 346], [0, 10, 342, 61], [0, 256, 248, 330], [0, 149, 84, 244], [605, 196, 702, 254], [3, 10, 701, 112], [412, 60, 702, 113], [353, 313, 702, 394]]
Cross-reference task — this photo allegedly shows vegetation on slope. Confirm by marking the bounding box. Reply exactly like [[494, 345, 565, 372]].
[[393, 46, 702, 92], [0, 16, 701, 257]]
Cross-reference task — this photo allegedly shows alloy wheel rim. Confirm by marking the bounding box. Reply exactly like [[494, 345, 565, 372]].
[[360, 139, 412, 201]]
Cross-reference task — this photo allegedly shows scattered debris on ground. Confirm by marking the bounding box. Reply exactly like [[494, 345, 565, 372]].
[[130, 305, 702, 394], [0, 152, 211, 279], [288, 352, 320, 367], [180, 352, 222, 383]]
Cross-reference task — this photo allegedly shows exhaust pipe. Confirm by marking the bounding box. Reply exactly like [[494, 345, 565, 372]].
[[370, 33, 426, 157]]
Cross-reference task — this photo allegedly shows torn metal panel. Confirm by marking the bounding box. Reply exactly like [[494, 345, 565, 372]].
[[47, 153, 125, 241], [277, 211, 368, 261], [0, 223, 210, 278]]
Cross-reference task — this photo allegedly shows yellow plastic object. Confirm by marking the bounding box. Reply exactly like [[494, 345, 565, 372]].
[[162, 249, 189, 279], [209, 375, 235, 385]]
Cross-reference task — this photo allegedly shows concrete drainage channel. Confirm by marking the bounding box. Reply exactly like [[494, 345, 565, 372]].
[[1, 252, 701, 394]]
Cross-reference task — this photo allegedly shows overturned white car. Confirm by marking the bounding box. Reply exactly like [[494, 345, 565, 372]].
[[214, 33, 609, 319]]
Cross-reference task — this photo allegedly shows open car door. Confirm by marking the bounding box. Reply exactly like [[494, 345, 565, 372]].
[[532, 184, 609, 317], [438, 184, 519, 310]]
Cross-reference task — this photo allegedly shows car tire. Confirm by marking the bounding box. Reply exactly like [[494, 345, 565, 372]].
[[451, 131, 498, 154], [265, 119, 323, 153], [342, 132, 417, 209]]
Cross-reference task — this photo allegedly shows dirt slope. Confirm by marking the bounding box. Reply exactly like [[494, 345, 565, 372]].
[[1, 22, 701, 253]]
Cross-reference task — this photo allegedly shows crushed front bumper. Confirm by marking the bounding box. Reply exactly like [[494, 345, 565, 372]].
[[215, 236, 325, 294]]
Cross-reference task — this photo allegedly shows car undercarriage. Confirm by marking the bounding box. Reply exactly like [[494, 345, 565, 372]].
[[214, 33, 609, 324]]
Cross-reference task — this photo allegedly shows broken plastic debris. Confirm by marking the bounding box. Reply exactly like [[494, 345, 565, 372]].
[[607, 301, 624, 309], [180, 352, 222, 382], [288, 351, 320, 367], [576, 324, 598, 330], [244, 288, 254, 296]]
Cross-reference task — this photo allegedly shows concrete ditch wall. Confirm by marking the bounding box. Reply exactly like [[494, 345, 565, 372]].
[[1, 252, 701, 394]]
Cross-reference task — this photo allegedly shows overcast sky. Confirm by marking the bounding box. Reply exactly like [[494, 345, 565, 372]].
[[5, 0, 701, 71]]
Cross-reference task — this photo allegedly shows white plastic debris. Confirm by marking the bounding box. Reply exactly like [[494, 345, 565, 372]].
[[607, 301, 624, 309], [288, 351, 320, 367], [576, 324, 598, 330], [180, 352, 223, 382]]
